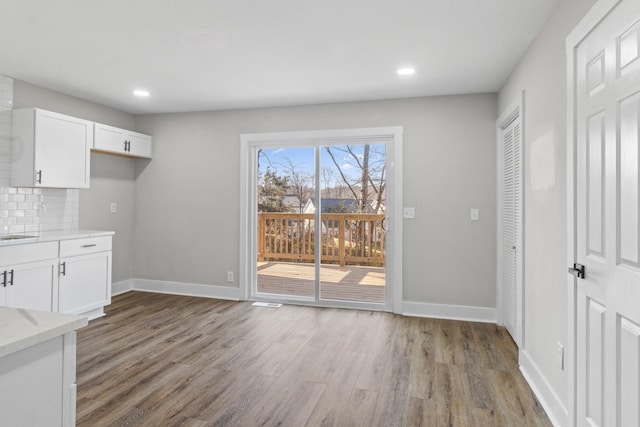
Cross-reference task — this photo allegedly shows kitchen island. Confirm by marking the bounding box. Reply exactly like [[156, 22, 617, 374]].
[[0, 307, 87, 426]]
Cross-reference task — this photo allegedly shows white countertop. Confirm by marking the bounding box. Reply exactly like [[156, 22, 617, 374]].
[[0, 229, 115, 247], [0, 307, 88, 358]]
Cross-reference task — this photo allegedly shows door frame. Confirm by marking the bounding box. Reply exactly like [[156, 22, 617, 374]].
[[496, 92, 524, 347], [239, 126, 403, 313], [566, 1, 621, 425]]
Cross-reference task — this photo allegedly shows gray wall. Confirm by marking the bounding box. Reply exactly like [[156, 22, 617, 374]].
[[13, 81, 137, 283], [134, 94, 498, 307], [498, 0, 597, 408]]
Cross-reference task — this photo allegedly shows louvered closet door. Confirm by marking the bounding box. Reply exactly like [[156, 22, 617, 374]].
[[502, 115, 522, 345]]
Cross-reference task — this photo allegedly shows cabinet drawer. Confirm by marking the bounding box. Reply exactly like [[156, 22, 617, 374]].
[[0, 242, 58, 266], [59, 237, 111, 257]]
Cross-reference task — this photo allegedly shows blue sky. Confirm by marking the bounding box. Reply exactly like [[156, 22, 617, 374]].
[[259, 144, 385, 188]]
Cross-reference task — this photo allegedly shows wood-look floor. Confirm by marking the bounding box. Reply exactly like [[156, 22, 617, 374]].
[[76, 292, 551, 426]]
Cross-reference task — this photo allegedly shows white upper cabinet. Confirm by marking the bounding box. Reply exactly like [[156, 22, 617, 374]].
[[11, 108, 92, 189], [93, 122, 152, 159]]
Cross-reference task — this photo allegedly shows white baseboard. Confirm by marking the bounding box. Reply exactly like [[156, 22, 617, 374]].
[[112, 278, 241, 301], [114, 282, 493, 321], [519, 349, 568, 427], [403, 301, 497, 323], [112, 279, 135, 296]]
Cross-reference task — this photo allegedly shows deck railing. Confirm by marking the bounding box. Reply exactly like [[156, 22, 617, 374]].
[[257, 212, 386, 267]]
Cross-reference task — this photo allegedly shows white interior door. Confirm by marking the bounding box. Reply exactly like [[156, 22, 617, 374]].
[[570, 0, 640, 425]]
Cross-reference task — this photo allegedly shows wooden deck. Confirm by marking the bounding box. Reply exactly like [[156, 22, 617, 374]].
[[257, 261, 386, 304]]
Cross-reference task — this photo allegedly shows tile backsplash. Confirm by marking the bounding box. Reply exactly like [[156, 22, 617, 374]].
[[0, 75, 79, 234]]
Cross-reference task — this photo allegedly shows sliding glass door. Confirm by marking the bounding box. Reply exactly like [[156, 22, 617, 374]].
[[255, 142, 387, 306]]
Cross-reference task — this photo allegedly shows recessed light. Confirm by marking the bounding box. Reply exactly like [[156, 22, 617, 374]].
[[133, 89, 150, 97], [397, 67, 415, 76]]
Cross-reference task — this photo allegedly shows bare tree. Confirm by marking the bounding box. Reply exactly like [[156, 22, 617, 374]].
[[281, 158, 313, 212], [321, 167, 335, 198], [323, 145, 385, 213]]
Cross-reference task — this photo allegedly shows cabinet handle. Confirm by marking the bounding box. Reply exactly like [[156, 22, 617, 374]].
[[127, 140, 131, 152], [1, 271, 6, 287], [82, 244, 97, 248], [8, 270, 13, 286], [36, 170, 42, 184], [60, 262, 66, 276], [124, 140, 128, 152]]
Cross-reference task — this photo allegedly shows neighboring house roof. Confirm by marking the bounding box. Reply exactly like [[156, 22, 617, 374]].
[[282, 194, 302, 208]]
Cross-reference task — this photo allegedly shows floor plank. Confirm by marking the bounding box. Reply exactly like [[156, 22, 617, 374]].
[[76, 292, 552, 426]]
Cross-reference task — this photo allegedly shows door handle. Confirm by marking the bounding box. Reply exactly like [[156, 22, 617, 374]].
[[36, 170, 42, 184], [1, 270, 5, 287], [8, 270, 13, 286], [568, 263, 585, 279], [60, 262, 66, 276]]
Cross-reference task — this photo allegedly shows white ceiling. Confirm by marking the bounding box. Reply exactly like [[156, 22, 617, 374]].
[[0, 0, 558, 114]]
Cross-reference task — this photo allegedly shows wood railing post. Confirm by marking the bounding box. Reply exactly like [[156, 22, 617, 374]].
[[257, 213, 265, 261], [339, 219, 345, 268]]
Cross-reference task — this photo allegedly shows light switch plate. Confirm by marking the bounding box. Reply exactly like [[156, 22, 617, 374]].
[[403, 207, 415, 219], [110, 202, 117, 214], [470, 208, 479, 221]]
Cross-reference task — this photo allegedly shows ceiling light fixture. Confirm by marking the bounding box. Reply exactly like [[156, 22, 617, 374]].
[[397, 67, 415, 76], [133, 89, 150, 97]]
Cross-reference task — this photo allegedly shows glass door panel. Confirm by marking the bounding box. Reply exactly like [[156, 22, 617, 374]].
[[256, 146, 316, 298], [319, 143, 386, 304]]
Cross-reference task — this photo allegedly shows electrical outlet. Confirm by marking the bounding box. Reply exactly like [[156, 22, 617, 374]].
[[556, 342, 564, 370], [227, 271, 234, 283], [403, 207, 415, 219], [110, 202, 117, 214]]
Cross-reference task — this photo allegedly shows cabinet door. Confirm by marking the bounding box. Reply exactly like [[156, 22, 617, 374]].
[[126, 131, 152, 158], [94, 123, 127, 154], [5, 260, 58, 312], [34, 109, 92, 188], [59, 252, 111, 315], [0, 336, 65, 427]]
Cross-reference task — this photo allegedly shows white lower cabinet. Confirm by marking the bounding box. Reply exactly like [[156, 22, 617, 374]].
[[1, 260, 58, 312], [0, 235, 113, 320], [58, 237, 112, 318], [0, 242, 59, 312], [0, 331, 79, 427], [59, 252, 111, 315]]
